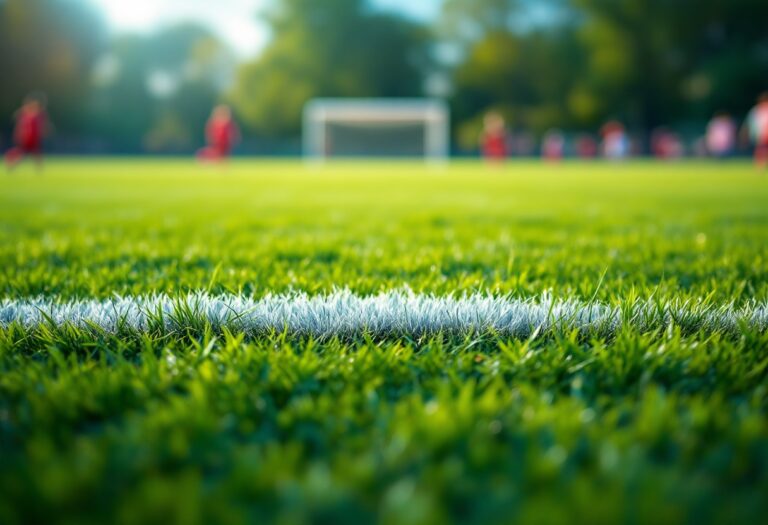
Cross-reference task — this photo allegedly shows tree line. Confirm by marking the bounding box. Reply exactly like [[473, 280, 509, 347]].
[[1, 0, 767, 153]]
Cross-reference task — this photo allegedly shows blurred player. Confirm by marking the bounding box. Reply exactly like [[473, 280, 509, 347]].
[[197, 105, 240, 162], [744, 92, 768, 168], [541, 129, 565, 161], [706, 112, 737, 158], [480, 112, 508, 162], [574, 133, 598, 158], [600, 120, 629, 160], [651, 127, 684, 159], [4, 93, 51, 171]]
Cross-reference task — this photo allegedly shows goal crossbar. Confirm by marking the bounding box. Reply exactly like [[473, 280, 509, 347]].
[[303, 98, 450, 161]]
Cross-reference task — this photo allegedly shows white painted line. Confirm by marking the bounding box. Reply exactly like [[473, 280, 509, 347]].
[[1, 291, 765, 338]]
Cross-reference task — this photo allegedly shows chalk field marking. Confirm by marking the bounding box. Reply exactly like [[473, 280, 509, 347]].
[[0, 291, 766, 338]]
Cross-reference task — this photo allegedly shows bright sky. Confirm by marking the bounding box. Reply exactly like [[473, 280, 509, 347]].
[[88, 0, 443, 57]]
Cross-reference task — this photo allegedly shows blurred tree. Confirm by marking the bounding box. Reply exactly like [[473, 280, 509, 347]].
[[443, 0, 768, 149], [88, 24, 234, 152], [443, 0, 530, 40], [442, 1, 588, 148], [230, 0, 430, 137], [3, 0, 767, 151], [575, 0, 768, 130], [0, 0, 106, 139]]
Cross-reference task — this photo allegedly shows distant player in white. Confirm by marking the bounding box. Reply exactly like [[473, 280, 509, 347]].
[[744, 92, 768, 169], [706, 112, 736, 158], [541, 129, 565, 162], [600, 121, 629, 160]]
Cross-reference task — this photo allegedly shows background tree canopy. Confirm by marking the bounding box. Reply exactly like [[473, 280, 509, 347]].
[[88, 24, 234, 152], [0, 0, 106, 136], [229, 0, 430, 137], [1, 0, 767, 152], [443, 0, 768, 147]]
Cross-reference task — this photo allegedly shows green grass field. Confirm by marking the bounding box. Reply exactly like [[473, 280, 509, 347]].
[[1, 160, 767, 524]]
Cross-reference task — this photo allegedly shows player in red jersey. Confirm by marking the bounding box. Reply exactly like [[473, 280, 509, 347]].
[[480, 112, 508, 162], [4, 94, 51, 171], [197, 105, 240, 162]]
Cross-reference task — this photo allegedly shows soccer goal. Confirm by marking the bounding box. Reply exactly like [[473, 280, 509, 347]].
[[303, 99, 450, 161]]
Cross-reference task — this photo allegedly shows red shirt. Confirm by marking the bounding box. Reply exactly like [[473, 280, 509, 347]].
[[206, 117, 239, 151], [14, 109, 46, 148], [482, 131, 508, 159]]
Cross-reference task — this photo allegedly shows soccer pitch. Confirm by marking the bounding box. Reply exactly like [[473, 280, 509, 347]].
[[1, 160, 767, 524]]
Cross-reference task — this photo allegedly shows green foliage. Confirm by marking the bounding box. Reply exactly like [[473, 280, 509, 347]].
[[0, 0, 106, 131], [4, 0, 768, 149], [229, 0, 430, 136], [451, 28, 588, 145], [0, 160, 767, 523], [89, 24, 232, 152], [444, 0, 768, 138], [574, 0, 768, 124]]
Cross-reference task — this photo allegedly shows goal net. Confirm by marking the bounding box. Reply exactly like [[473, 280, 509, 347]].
[[303, 99, 450, 161]]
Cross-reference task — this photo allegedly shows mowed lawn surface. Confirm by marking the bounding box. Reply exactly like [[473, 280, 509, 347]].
[[1, 160, 767, 524]]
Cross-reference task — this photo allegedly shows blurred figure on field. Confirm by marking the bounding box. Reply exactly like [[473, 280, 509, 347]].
[[600, 120, 629, 160], [197, 105, 240, 162], [706, 112, 737, 158], [651, 127, 684, 159], [4, 93, 51, 171], [541, 129, 565, 161], [480, 112, 508, 162], [744, 92, 768, 168], [511, 131, 536, 157], [574, 133, 598, 158], [691, 136, 709, 157]]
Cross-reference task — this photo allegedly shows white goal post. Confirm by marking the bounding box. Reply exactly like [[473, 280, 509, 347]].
[[303, 98, 450, 161]]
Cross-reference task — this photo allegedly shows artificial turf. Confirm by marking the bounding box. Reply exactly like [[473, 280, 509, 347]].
[[0, 159, 767, 524]]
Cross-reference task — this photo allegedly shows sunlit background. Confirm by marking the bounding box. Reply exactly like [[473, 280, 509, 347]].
[[89, 0, 442, 56], [1, 0, 767, 155]]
